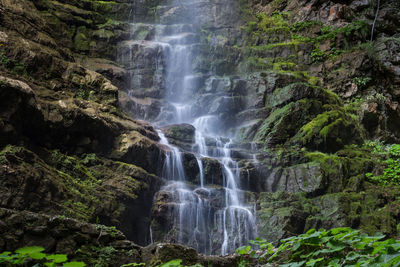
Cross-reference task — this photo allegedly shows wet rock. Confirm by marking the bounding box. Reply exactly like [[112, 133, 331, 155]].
[[209, 96, 243, 115], [276, 162, 326, 194], [201, 157, 223, 186], [375, 36, 400, 85], [0, 208, 142, 265], [162, 124, 196, 144]]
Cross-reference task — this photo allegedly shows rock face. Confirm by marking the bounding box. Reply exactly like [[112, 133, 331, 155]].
[[0, 0, 400, 263], [0, 0, 168, 248], [0, 207, 239, 266]]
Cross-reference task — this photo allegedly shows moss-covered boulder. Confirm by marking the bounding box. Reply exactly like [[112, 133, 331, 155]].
[[0, 145, 162, 245], [293, 106, 363, 152], [162, 124, 196, 144], [254, 99, 324, 146]]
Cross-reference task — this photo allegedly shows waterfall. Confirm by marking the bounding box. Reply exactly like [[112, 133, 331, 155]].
[[121, 0, 257, 255]]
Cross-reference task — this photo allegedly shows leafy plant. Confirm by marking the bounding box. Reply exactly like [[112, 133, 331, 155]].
[[0, 50, 27, 76], [352, 76, 372, 88], [236, 227, 400, 266], [0, 246, 86, 266], [366, 143, 400, 186], [122, 259, 203, 267]]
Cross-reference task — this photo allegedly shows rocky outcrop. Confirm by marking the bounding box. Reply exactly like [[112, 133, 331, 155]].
[[0, 0, 168, 248], [0, 208, 239, 266]]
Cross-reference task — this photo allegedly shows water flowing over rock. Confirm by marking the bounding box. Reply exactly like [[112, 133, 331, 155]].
[[119, 0, 258, 255]]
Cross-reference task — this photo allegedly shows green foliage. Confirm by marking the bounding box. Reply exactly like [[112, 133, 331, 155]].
[[95, 225, 118, 238], [154, 259, 202, 267], [291, 21, 323, 32], [352, 76, 372, 89], [296, 106, 354, 145], [257, 12, 290, 31], [159, 259, 183, 267], [365, 142, 400, 186], [238, 228, 400, 266], [292, 20, 369, 62], [0, 50, 28, 76], [0, 246, 86, 266], [121, 260, 203, 267], [310, 48, 327, 62], [98, 18, 121, 29], [0, 51, 9, 65]]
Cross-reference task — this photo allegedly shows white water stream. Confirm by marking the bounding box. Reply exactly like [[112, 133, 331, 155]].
[[123, 0, 257, 255]]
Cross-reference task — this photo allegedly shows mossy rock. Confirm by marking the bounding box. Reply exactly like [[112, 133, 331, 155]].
[[257, 191, 311, 244], [293, 106, 364, 152], [74, 26, 90, 52], [162, 124, 195, 144], [0, 144, 160, 244], [254, 98, 324, 147], [265, 82, 340, 109]]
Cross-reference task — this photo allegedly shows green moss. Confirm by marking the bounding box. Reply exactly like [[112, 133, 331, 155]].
[[74, 26, 90, 52], [98, 18, 123, 29], [365, 143, 400, 186], [241, 56, 271, 71], [1, 146, 148, 222], [272, 61, 296, 72], [89, 0, 118, 13], [296, 106, 355, 145], [0, 50, 28, 76], [250, 40, 302, 52], [257, 12, 290, 30], [254, 102, 294, 142], [75, 245, 121, 267]]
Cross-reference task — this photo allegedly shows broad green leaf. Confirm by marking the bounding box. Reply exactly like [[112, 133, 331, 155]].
[[328, 258, 341, 267], [236, 245, 251, 255], [346, 251, 361, 261], [120, 263, 146, 266], [327, 240, 346, 250], [12, 256, 27, 264], [384, 253, 400, 263], [329, 227, 353, 235], [15, 246, 45, 255], [62, 262, 86, 267], [291, 241, 301, 251], [159, 259, 182, 267], [250, 250, 259, 259], [306, 229, 316, 235], [372, 244, 387, 255], [29, 252, 46, 260], [280, 261, 305, 267], [46, 254, 68, 263], [0, 252, 11, 256], [306, 257, 324, 266], [392, 243, 400, 251]]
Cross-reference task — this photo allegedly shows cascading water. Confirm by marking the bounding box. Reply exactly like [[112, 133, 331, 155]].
[[121, 0, 257, 255]]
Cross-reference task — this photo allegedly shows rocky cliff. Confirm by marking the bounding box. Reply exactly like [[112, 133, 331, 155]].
[[0, 0, 399, 265]]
